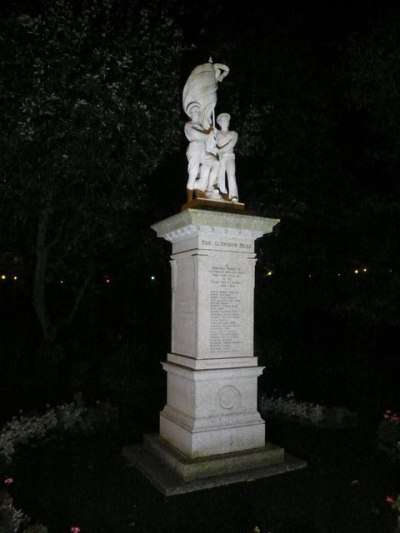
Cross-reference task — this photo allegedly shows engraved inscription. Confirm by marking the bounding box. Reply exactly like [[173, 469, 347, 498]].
[[172, 257, 195, 354], [209, 264, 245, 354], [201, 239, 252, 251]]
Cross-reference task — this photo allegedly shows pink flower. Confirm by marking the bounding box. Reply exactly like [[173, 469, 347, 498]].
[[386, 496, 395, 503], [71, 527, 81, 533], [4, 478, 13, 485]]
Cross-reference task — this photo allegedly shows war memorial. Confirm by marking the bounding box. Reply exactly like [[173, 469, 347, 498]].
[[123, 60, 306, 495]]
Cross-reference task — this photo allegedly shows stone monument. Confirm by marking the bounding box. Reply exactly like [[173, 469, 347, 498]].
[[123, 60, 306, 495]]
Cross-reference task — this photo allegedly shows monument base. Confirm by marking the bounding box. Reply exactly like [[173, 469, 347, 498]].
[[181, 197, 246, 212], [122, 434, 306, 496]]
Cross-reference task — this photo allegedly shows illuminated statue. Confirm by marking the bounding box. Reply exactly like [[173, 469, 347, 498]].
[[182, 59, 229, 130], [182, 59, 229, 201], [184, 106, 220, 202], [216, 113, 239, 202]]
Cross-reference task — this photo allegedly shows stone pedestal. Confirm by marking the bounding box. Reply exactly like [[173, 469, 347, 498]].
[[155, 208, 277, 458], [123, 207, 306, 494]]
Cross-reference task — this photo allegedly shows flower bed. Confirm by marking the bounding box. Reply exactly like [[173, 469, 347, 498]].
[[0, 395, 118, 533], [0, 394, 118, 470], [259, 392, 357, 427], [386, 494, 400, 530], [378, 410, 400, 463]]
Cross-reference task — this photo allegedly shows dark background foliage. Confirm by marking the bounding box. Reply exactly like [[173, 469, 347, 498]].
[[0, 0, 399, 423]]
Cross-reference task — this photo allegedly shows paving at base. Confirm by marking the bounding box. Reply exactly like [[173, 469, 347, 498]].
[[123, 434, 306, 496]]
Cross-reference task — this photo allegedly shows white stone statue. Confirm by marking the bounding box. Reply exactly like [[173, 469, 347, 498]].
[[183, 59, 230, 202], [216, 113, 239, 202], [184, 105, 220, 202], [182, 59, 229, 129]]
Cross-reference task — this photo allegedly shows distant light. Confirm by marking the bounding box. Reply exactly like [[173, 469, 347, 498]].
[[150, 275, 156, 281], [105, 278, 111, 284], [266, 271, 273, 277], [354, 269, 359, 274], [308, 274, 312, 278], [337, 273, 341, 277], [1, 275, 6, 280], [13, 276, 18, 281], [363, 268, 367, 273], [60, 280, 64, 284]]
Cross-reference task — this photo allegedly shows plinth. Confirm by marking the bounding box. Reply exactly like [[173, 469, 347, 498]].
[[123, 207, 306, 494]]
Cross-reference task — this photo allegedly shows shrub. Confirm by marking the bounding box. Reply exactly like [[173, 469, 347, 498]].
[[378, 410, 400, 462], [0, 394, 118, 471]]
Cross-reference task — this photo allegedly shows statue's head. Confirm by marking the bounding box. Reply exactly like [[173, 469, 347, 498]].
[[217, 113, 230, 127], [187, 103, 201, 121]]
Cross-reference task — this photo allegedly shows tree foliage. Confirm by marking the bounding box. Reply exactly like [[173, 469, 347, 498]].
[[0, 0, 185, 343], [196, 2, 400, 326]]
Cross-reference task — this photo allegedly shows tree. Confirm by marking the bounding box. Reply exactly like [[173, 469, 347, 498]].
[[332, 7, 400, 325], [0, 0, 186, 345], [204, 3, 400, 328]]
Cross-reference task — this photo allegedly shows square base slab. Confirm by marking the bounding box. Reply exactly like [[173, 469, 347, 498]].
[[122, 434, 307, 496]]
